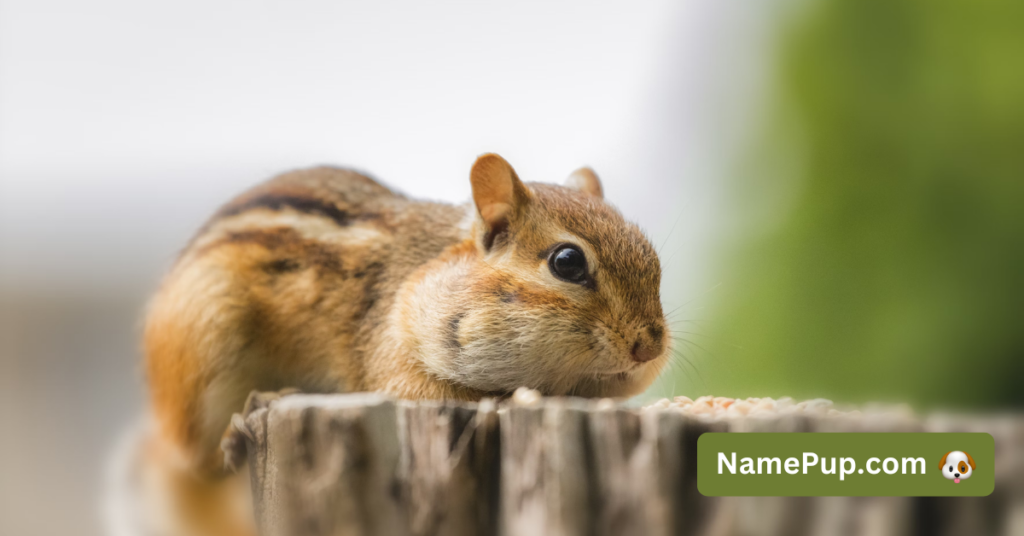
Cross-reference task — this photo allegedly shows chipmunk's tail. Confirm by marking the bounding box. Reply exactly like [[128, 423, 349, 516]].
[[103, 416, 253, 536]]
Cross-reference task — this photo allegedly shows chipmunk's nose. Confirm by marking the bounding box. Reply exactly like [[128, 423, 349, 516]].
[[630, 325, 664, 363]]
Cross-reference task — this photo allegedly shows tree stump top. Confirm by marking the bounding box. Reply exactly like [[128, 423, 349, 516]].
[[235, 392, 1024, 536]]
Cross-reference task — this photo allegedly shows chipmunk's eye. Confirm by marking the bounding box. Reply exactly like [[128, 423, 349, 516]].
[[549, 244, 588, 284]]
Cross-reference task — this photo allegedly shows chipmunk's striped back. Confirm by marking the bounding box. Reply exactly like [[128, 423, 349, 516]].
[[145, 167, 467, 474]]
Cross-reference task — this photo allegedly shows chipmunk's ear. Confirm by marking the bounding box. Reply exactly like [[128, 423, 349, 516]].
[[470, 153, 530, 250], [564, 167, 603, 199]]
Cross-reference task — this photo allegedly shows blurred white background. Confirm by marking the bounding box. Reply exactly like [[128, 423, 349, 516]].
[[0, 1, 772, 534]]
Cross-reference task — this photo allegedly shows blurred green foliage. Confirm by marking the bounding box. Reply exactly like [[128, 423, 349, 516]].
[[682, 0, 1024, 409]]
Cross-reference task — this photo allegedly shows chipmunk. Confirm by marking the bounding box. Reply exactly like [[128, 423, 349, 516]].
[[127, 153, 669, 536]]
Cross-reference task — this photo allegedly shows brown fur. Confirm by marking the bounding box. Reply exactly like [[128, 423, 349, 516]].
[[138, 155, 669, 535]]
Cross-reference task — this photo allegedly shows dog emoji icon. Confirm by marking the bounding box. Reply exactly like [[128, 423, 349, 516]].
[[939, 451, 975, 483]]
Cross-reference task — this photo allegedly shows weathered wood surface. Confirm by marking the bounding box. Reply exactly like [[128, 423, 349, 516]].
[[236, 393, 1024, 536]]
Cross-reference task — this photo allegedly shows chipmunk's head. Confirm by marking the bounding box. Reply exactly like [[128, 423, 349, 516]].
[[412, 153, 669, 398]]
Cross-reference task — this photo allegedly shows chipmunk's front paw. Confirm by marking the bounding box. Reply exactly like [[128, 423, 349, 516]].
[[220, 388, 301, 472], [220, 415, 250, 473]]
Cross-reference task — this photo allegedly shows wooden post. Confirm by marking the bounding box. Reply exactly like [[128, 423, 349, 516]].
[[234, 394, 1024, 536], [397, 399, 500, 536], [242, 393, 404, 536]]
